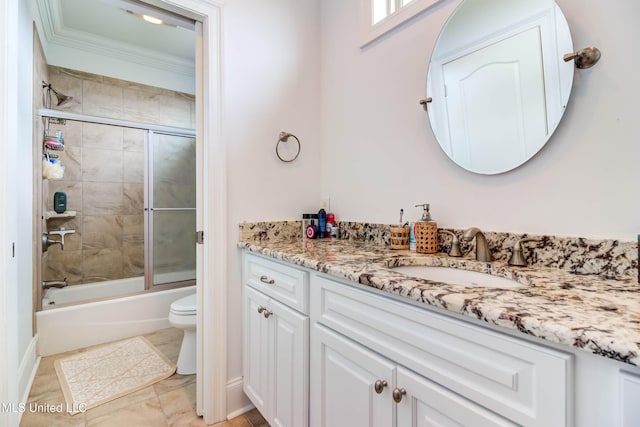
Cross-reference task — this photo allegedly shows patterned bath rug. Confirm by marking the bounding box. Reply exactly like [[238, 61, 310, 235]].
[[54, 336, 176, 414]]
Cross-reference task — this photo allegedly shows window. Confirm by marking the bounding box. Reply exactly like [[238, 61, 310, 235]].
[[361, 0, 442, 47], [373, 0, 414, 24]]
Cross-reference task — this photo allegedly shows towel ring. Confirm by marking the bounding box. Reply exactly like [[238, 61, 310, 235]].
[[276, 131, 301, 163]]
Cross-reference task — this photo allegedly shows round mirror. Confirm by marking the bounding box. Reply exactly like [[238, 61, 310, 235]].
[[426, 0, 574, 174]]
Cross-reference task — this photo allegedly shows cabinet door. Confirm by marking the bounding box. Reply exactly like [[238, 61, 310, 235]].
[[311, 324, 395, 427], [270, 298, 309, 427], [243, 285, 272, 417], [396, 366, 517, 427]]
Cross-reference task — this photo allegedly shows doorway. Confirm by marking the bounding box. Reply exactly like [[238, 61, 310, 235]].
[[32, 0, 226, 423]]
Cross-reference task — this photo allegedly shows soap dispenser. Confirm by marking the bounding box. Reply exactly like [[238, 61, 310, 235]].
[[414, 203, 438, 254]]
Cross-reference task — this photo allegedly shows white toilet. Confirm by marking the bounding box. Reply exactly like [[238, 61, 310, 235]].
[[169, 293, 197, 375]]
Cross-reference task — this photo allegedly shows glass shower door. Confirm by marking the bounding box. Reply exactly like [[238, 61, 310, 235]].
[[146, 132, 196, 287]]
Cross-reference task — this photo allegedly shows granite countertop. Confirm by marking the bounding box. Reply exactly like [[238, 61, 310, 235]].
[[239, 237, 640, 367]]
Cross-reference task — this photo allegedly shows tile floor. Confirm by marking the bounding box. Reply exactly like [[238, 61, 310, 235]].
[[20, 328, 269, 427]]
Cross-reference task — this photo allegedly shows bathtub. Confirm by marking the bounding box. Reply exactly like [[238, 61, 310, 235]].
[[37, 279, 196, 356], [42, 276, 146, 307]]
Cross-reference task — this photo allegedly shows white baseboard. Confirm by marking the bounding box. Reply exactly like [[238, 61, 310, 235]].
[[226, 377, 254, 420], [17, 335, 40, 425]]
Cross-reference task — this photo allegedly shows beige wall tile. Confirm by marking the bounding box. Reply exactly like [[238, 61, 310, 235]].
[[57, 146, 82, 181], [123, 241, 144, 278], [83, 148, 123, 182], [82, 80, 123, 118], [82, 248, 124, 283], [123, 183, 144, 214], [123, 150, 144, 183], [157, 93, 193, 128], [124, 128, 145, 152], [34, 29, 49, 109], [83, 122, 124, 151], [43, 67, 196, 291], [123, 87, 160, 124], [53, 66, 102, 83], [44, 249, 82, 285], [83, 215, 123, 250], [122, 215, 144, 242], [83, 182, 123, 215]]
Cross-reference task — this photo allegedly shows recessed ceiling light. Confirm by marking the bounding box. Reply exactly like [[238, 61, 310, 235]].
[[124, 10, 175, 27], [142, 14, 163, 25]]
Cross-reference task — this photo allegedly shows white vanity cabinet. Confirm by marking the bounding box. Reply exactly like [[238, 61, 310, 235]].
[[311, 323, 516, 427], [242, 254, 309, 427], [311, 323, 395, 427], [310, 273, 572, 427]]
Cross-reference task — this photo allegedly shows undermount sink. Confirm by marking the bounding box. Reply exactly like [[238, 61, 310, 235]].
[[391, 266, 524, 289]]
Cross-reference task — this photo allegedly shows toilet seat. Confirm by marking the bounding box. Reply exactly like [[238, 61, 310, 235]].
[[170, 293, 196, 316]]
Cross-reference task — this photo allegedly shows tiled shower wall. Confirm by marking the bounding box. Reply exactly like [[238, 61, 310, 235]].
[[43, 66, 195, 286]]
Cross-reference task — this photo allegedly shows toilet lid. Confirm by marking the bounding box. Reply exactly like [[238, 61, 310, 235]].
[[170, 293, 197, 315]]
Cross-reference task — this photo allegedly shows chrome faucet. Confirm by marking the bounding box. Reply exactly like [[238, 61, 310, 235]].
[[462, 227, 494, 262], [508, 238, 540, 267], [42, 278, 68, 289]]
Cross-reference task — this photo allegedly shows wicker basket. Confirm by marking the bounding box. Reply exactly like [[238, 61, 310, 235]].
[[389, 226, 410, 250], [415, 221, 438, 254]]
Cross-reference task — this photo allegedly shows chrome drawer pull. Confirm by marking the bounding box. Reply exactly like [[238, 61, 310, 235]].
[[263, 309, 273, 319], [392, 387, 406, 403], [260, 275, 275, 284], [374, 379, 388, 394], [257, 306, 266, 314]]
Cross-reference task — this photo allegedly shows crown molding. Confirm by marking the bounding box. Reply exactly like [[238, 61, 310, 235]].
[[35, 0, 195, 78]]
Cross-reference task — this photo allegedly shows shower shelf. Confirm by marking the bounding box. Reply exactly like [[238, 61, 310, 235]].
[[45, 210, 76, 220]]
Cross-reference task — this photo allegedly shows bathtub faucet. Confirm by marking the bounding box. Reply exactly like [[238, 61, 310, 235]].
[[43, 278, 68, 289], [42, 229, 75, 253]]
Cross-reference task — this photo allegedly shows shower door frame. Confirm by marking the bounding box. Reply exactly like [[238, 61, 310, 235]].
[[36, 109, 197, 295], [144, 129, 197, 291]]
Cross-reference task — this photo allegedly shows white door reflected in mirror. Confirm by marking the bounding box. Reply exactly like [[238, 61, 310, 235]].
[[426, 0, 574, 175]]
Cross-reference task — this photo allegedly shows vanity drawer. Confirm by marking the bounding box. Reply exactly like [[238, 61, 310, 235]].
[[244, 253, 309, 314], [311, 274, 572, 427]]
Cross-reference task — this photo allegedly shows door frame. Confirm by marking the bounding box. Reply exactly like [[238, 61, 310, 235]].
[[147, 0, 226, 423]]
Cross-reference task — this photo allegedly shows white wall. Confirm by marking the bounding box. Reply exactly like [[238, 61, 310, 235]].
[[0, 0, 37, 424], [16, 0, 36, 401], [224, 0, 322, 408], [319, 0, 640, 241]]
